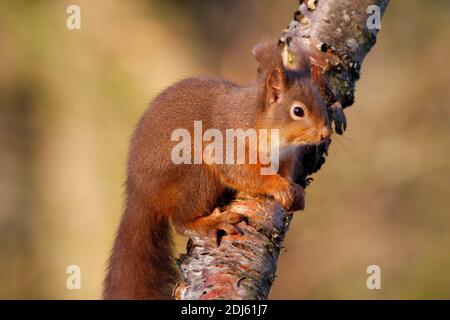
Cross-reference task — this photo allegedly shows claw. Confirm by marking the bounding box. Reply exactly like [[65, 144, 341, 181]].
[[329, 101, 347, 135], [216, 222, 242, 236], [290, 183, 305, 211]]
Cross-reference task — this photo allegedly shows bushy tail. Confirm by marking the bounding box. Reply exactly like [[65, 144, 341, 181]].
[[103, 200, 178, 299]]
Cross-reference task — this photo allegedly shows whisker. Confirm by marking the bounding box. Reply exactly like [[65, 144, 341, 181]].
[[331, 135, 354, 161]]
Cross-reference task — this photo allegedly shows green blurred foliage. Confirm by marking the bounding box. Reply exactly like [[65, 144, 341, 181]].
[[0, 0, 449, 299]]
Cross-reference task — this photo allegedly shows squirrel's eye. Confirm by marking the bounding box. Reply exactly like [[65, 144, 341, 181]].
[[291, 105, 305, 120]]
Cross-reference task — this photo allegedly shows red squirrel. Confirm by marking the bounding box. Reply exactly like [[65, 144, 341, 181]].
[[103, 42, 331, 299]]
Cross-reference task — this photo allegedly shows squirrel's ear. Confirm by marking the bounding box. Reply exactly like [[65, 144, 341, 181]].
[[266, 68, 286, 106], [252, 41, 287, 105]]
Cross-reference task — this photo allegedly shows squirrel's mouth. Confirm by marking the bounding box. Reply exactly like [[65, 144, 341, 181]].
[[292, 136, 331, 147], [291, 139, 310, 146], [291, 128, 331, 145], [292, 136, 319, 145]]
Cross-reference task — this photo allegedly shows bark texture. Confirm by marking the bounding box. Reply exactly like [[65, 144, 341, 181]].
[[175, 195, 291, 300], [175, 0, 389, 300]]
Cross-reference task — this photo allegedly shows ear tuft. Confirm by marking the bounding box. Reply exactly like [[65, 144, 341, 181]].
[[252, 42, 271, 62], [252, 42, 282, 66], [251, 42, 287, 106]]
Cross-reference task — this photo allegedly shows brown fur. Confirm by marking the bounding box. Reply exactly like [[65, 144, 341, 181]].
[[103, 42, 331, 299]]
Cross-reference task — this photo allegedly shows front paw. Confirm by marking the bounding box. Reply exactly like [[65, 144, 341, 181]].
[[270, 181, 294, 210]]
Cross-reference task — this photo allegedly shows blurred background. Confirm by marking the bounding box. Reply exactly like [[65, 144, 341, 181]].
[[0, 0, 449, 299]]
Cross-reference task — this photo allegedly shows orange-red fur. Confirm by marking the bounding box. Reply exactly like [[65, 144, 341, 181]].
[[103, 42, 330, 299]]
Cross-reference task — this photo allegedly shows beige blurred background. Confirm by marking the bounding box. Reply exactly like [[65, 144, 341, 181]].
[[0, 0, 449, 299]]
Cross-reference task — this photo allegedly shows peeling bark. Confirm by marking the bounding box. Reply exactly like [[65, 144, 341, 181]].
[[175, 0, 389, 300]]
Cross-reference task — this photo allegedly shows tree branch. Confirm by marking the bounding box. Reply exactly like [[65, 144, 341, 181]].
[[175, 0, 389, 300]]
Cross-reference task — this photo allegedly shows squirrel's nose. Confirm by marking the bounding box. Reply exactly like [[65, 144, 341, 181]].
[[319, 126, 332, 140]]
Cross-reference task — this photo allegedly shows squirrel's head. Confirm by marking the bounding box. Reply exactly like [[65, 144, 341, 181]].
[[252, 41, 331, 146]]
